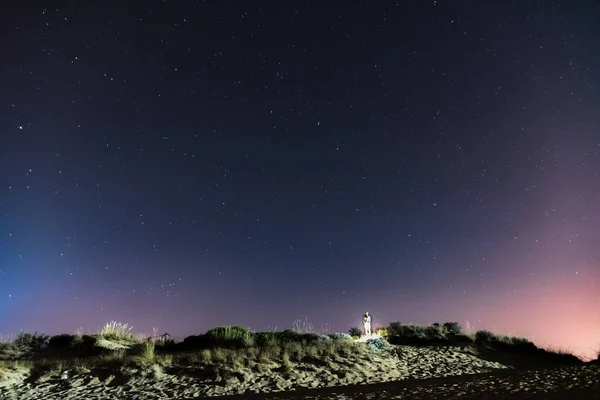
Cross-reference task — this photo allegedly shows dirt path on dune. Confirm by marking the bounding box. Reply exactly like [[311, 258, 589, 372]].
[[209, 365, 600, 400]]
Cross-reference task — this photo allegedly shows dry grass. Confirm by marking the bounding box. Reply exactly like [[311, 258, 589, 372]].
[[169, 336, 361, 372], [1, 319, 587, 386], [100, 321, 134, 341], [0, 320, 366, 385], [292, 317, 315, 333], [137, 341, 155, 363]]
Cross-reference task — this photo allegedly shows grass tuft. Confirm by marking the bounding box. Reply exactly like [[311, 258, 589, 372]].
[[100, 321, 134, 341]]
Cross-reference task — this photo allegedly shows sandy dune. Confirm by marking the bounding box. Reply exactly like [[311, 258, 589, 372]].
[[1, 344, 598, 400], [216, 365, 600, 400]]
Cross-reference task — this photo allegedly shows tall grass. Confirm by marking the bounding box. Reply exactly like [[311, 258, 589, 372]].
[[137, 341, 155, 363], [100, 321, 134, 341], [292, 317, 314, 333]]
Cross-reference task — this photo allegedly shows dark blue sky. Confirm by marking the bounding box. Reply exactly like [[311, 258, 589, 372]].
[[1, 1, 599, 358]]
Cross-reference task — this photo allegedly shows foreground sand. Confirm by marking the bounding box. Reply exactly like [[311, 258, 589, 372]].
[[1, 344, 598, 400], [220, 365, 600, 400]]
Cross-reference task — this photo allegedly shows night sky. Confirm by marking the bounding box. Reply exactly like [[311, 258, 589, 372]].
[[1, 1, 599, 359]]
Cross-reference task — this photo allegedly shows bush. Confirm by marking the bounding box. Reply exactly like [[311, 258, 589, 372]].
[[0, 332, 49, 360], [424, 325, 445, 340], [329, 332, 352, 341], [206, 325, 251, 339], [278, 330, 330, 345], [386, 323, 429, 344], [508, 337, 535, 350], [180, 334, 208, 350], [48, 334, 79, 349], [80, 335, 99, 350], [452, 334, 475, 345], [387, 322, 403, 337], [474, 330, 496, 345], [365, 337, 389, 350], [253, 332, 280, 347], [385, 322, 465, 345], [304, 333, 331, 342], [278, 330, 303, 344], [204, 326, 253, 348], [348, 327, 362, 337], [14, 332, 49, 352], [489, 335, 537, 352], [443, 322, 462, 336]]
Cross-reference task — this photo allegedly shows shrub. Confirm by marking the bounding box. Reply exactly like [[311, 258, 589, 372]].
[[181, 334, 207, 350], [474, 330, 496, 345], [300, 333, 322, 342], [387, 322, 403, 337], [0, 332, 48, 360], [386, 323, 468, 345], [490, 335, 537, 352], [406, 324, 427, 339], [442, 322, 462, 336], [313, 333, 332, 342], [328, 332, 352, 341], [285, 331, 332, 344], [80, 335, 99, 351], [205, 326, 253, 348], [13, 332, 49, 352], [282, 341, 305, 361], [278, 330, 311, 344], [279, 329, 299, 341], [348, 327, 362, 337], [377, 328, 389, 337], [253, 332, 280, 347], [452, 334, 475, 345], [386, 323, 429, 344], [365, 337, 389, 351], [48, 334, 79, 349], [424, 325, 445, 340], [0, 332, 49, 359], [508, 337, 536, 350]]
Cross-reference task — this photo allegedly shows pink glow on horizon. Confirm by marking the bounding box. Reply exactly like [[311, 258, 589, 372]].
[[475, 280, 600, 360]]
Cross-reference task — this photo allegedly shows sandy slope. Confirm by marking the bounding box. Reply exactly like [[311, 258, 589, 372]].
[[0, 345, 598, 400]]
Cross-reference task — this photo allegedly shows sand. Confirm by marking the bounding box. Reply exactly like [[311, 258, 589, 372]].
[[1, 344, 598, 400]]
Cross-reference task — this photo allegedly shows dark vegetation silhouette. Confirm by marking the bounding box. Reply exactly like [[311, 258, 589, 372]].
[[0, 320, 587, 384]]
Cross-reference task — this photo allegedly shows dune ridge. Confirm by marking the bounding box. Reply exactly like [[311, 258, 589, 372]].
[[1, 322, 598, 399]]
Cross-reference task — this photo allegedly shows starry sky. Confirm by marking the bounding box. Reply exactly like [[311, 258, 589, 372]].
[[1, 1, 599, 359]]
